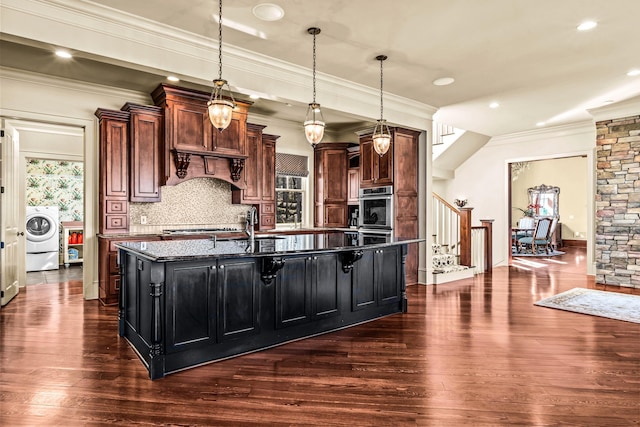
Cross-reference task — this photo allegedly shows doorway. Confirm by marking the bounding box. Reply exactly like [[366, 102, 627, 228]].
[[509, 155, 588, 273], [5, 119, 85, 297]]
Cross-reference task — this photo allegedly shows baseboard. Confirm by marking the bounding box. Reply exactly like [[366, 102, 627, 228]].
[[433, 268, 474, 284], [562, 239, 587, 248]]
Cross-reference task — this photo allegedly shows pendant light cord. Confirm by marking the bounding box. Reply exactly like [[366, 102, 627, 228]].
[[379, 58, 384, 121], [218, 0, 223, 80], [312, 30, 317, 103]]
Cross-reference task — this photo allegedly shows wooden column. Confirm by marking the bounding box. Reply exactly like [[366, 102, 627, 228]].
[[459, 207, 473, 267], [480, 219, 494, 272]]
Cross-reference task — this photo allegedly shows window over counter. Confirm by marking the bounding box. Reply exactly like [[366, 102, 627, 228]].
[[275, 153, 309, 227], [276, 176, 305, 225]]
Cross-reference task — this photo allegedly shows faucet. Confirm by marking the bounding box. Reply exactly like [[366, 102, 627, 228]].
[[245, 206, 257, 243]]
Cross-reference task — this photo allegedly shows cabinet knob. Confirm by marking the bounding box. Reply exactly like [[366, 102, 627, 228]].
[[17, 231, 24, 236], [211, 266, 216, 270], [219, 265, 225, 270]]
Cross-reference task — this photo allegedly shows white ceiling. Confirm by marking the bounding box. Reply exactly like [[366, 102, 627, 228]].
[[2, 0, 640, 136]]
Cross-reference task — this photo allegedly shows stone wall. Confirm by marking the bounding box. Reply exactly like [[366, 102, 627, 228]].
[[595, 115, 640, 288]]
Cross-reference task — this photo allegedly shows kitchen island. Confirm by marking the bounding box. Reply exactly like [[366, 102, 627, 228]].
[[116, 232, 419, 379]]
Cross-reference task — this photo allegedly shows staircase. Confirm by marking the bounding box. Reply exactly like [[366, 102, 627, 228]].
[[432, 193, 493, 284]]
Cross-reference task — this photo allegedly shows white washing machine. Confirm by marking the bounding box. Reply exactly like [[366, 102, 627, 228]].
[[26, 206, 60, 272]]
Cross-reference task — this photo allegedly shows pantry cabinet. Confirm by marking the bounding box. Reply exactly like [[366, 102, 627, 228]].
[[96, 108, 130, 234], [314, 143, 352, 228]]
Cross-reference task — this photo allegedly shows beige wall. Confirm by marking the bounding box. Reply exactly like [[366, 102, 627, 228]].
[[511, 156, 589, 240]]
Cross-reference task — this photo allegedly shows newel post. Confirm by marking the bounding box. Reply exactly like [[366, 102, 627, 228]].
[[480, 219, 494, 272], [459, 207, 473, 267]]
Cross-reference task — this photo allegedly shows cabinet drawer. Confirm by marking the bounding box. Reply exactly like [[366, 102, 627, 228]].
[[106, 200, 128, 213], [108, 252, 119, 274], [105, 215, 128, 230], [109, 274, 120, 295], [261, 203, 275, 214], [260, 214, 275, 227]]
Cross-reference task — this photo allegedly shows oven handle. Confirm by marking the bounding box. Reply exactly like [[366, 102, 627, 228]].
[[358, 229, 393, 235]]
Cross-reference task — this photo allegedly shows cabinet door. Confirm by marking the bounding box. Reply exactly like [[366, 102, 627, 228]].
[[165, 263, 217, 353], [376, 247, 402, 305], [241, 124, 263, 202], [128, 105, 163, 202], [217, 258, 260, 341], [359, 135, 393, 187], [262, 138, 276, 202], [275, 255, 312, 329], [359, 139, 374, 186], [168, 99, 209, 152], [210, 103, 248, 157], [348, 168, 360, 205], [312, 253, 339, 319], [102, 118, 129, 198], [352, 249, 376, 311]]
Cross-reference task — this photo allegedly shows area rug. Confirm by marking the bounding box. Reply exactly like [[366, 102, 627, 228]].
[[512, 250, 565, 257], [535, 288, 640, 324]]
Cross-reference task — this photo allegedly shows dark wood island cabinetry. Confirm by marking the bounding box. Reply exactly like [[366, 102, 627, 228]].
[[116, 233, 417, 379]]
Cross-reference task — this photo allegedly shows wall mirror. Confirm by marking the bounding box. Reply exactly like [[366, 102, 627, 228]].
[[528, 184, 559, 218]]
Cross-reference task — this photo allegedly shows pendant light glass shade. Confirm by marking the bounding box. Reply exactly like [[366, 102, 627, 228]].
[[372, 119, 391, 156], [208, 0, 236, 132], [208, 79, 235, 131], [304, 102, 325, 146], [304, 27, 324, 147], [372, 55, 391, 156]]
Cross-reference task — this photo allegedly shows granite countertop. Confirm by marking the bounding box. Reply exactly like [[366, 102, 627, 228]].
[[115, 232, 422, 262]]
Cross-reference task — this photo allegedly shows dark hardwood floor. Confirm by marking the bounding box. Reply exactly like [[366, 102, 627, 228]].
[[1, 247, 639, 426]]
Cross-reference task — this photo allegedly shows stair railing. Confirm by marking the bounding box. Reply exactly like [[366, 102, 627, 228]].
[[432, 193, 493, 273], [432, 193, 460, 259]]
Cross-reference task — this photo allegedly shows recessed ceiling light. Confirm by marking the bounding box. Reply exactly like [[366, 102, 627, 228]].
[[432, 77, 455, 86], [603, 100, 615, 104], [167, 76, 180, 82], [55, 50, 72, 59], [252, 3, 285, 21], [536, 122, 545, 127], [249, 94, 260, 100], [627, 69, 640, 77], [577, 21, 597, 31], [489, 102, 500, 109]]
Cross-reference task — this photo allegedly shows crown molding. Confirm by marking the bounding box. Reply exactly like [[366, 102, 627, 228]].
[[0, 66, 149, 104], [488, 120, 595, 146], [2, 0, 436, 131], [587, 95, 640, 123]]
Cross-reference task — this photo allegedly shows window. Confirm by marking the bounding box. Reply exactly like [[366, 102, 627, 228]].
[[276, 176, 305, 225], [275, 153, 309, 226]]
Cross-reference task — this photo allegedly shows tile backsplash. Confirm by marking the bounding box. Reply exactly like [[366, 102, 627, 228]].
[[129, 177, 250, 232]]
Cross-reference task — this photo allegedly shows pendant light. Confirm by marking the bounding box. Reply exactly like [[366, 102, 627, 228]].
[[304, 27, 325, 147], [208, 0, 236, 132], [372, 55, 391, 156]]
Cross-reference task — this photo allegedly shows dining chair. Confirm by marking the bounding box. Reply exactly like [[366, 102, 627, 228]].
[[518, 217, 553, 254]]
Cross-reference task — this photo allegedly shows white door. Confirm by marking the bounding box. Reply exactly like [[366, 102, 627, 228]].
[[1, 120, 21, 306]]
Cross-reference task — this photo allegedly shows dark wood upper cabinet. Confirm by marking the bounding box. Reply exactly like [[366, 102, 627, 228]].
[[314, 143, 352, 228], [96, 108, 130, 234], [151, 84, 251, 186], [359, 135, 393, 187], [232, 126, 279, 231], [122, 103, 164, 202]]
